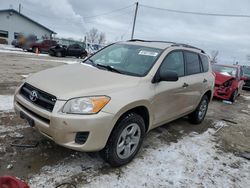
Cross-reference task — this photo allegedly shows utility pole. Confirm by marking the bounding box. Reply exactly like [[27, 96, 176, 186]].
[[18, 3, 21, 13], [131, 2, 138, 40]]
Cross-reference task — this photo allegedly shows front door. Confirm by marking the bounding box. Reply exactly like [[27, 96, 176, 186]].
[[152, 51, 191, 126]]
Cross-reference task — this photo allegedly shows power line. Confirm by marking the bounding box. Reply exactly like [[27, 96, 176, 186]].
[[84, 4, 134, 19], [140, 4, 250, 18], [84, 10, 134, 23]]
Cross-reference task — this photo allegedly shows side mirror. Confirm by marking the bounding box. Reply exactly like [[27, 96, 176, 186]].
[[153, 70, 179, 83], [240, 76, 248, 81]]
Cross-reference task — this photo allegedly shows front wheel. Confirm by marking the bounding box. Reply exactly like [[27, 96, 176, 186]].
[[100, 113, 145, 167], [188, 95, 209, 124], [230, 89, 238, 102]]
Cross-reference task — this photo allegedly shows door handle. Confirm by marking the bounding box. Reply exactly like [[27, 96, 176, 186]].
[[182, 83, 189, 88], [203, 79, 207, 83]]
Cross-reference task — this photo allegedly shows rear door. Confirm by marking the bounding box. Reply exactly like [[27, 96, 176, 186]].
[[200, 53, 214, 96], [68, 44, 80, 56], [183, 51, 205, 109]]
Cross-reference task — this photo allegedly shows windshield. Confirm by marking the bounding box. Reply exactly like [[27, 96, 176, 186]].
[[212, 65, 237, 77], [243, 66, 250, 76], [87, 43, 163, 76]]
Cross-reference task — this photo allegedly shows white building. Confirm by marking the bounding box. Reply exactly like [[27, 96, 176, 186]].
[[0, 9, 56, 44]]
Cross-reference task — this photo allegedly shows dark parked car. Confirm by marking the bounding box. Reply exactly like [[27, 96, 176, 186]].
[[242, 65, 250, 90], [49, 44, 88, 58], [29, 39, 58, 53]]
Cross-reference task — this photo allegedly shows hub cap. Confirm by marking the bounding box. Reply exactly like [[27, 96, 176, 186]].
[[116, 123, 141, 159], [198, 99, 208, 120]]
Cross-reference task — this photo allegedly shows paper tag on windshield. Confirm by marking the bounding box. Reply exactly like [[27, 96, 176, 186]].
[[138, 50, 158, 57]]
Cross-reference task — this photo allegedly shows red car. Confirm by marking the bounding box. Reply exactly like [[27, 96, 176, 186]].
[[212, 64, 246, 102], [28, 39, 58, 53]]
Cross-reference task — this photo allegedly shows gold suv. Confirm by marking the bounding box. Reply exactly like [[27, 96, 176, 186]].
[[14, 40, 214, 166]]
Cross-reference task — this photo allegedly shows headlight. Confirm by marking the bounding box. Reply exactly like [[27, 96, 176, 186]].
[[62, 96, 110, 114]]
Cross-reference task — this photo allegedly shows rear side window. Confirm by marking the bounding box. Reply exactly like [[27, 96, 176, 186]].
[[160, 51, 185, 77], [185, 52, 201, 75], [200, 54, 209, 72]]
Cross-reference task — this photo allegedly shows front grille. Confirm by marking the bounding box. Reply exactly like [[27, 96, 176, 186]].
[[20, 83, 57, 112], [17, 102, 50, 124]]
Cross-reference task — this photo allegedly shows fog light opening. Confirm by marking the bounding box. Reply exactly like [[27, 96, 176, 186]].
[[75, 132, 89, 144]]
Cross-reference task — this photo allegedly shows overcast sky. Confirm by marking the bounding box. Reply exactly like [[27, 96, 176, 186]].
[[1, 0, 250, 64]]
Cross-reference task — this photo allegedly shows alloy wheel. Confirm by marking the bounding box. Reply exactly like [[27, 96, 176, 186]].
[[116, 123, 141, 159]]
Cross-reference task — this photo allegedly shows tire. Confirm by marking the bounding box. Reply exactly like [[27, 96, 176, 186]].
[[230, 89, 238, 103], [32, 47, 37, 53], [188, 95, 209, 124], [56, 51, 62, 57], [100, 113, 145, 167]]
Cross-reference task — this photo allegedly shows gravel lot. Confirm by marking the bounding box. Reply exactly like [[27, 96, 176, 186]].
[[0, 50, 249, 188]]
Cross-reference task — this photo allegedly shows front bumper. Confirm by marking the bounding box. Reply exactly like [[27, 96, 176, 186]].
[[213, 86, 233, 100], [14, 94, 115, 152]]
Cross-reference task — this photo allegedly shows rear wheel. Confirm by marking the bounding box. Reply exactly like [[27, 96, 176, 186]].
[[100, 113, 145, 167], [56, 51, 62, 57], [188, 95, 209, 124], [230, 89, 238, 102]]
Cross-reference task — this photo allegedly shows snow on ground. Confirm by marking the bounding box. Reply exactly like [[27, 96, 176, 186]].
[[26, 57, 81, 64], [21, 74, 30, 78], [29, 121, 250, 188], [243, 96, 250, 100], [0, 124, 27, 139], [29, 154, 103, 187], [0, 46, 49, 56], [0, 49, 49, 56], [0, 95, 14, 111], [85, 128, 249, 188], [0, 44, 23, 51]]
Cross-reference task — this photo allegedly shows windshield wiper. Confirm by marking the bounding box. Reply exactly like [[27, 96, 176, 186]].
[[96, 63, 122, 74], [84, 58, 94, 65]]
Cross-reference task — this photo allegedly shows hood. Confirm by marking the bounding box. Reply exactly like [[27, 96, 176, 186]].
[[26, 63, 140, 100], [214, 71, 234, 85]]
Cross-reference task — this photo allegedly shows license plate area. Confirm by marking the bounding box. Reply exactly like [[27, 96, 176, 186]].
[[20, 111, 35, 127]]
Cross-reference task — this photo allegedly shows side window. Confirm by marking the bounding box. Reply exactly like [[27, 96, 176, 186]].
[[0, 30, 8, 38], [160, 51, 185, 77], [185, 52, 201, 75], [200, 54, 209, 72], [74, 44, 80, 49], [14, 32, 20, 39]]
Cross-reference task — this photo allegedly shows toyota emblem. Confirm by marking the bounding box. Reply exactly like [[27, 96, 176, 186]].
[[29, 90, 38, 102]]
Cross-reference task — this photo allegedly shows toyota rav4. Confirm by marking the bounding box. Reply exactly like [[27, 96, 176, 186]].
[[14, 40, 214, 166]]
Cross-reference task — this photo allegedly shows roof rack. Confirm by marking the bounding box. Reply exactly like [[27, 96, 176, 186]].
[[127, 39, 176, 44], [127, 39, 205, 53], [170, 43, 204, 52]]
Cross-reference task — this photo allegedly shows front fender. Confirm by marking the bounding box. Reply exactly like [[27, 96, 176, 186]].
[[106, 100, 153, 132]]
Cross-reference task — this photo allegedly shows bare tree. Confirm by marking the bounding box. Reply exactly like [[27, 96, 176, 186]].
[[98, 32, 106, 44], [86, 28, 106, 44], [86, 28, 99, 43], [210, 50, 219, 64]]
